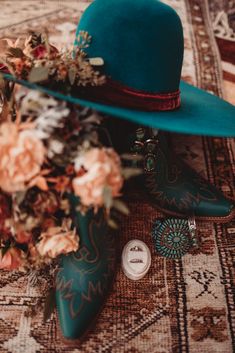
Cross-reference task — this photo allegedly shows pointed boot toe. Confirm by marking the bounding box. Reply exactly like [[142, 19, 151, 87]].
[[189, 188, 235, 220], [128, 127, 234, 222], [56, 201, 116, 340], [144, 146, 235, 221]]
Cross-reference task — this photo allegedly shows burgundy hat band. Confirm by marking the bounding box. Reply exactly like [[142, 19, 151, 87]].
[[79, 78, 181, 111]]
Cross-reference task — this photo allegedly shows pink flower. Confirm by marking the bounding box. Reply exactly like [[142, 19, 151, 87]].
[[72, 148, 123, 208], [11, 58, 25, 75], [0, 192, 11, 234], [36, 222, 79, 259], [0, 122, 45, 193], [30, 44, 58, 59], [0, 63, 9, 73], [23, 40, 58, 60], [0, 248, 24, 270], [14, 227, 32, 244]]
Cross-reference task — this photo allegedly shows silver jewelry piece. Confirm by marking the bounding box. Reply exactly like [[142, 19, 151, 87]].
[[130, 246, 143, 252], [129, 259, 144, 263], [188, 216, 198, 248]]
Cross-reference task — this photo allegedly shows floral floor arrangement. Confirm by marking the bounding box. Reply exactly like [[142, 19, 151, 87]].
[[0, 32, 137, 316]]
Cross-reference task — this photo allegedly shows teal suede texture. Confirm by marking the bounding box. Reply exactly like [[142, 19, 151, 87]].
[[3, 0, 235, 136], [75, 0, 184, 93]]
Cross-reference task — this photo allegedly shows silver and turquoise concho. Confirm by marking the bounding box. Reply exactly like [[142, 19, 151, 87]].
[[152, 218, 196, 259]]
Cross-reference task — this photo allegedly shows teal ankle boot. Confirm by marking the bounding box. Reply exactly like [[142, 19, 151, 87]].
[[104, 119, 234, 222], [56, 196, 116, 340], [131, 127, 235, 221]]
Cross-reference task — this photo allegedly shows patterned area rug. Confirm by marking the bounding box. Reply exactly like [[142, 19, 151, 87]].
[[209, 0, 235, 104], [0, 1, 234, 352]]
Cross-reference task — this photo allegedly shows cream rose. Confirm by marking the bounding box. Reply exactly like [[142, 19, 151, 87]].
[[72, 148, 123, 207], [36, 225, 79, 258], [0, 122, 45, 193]]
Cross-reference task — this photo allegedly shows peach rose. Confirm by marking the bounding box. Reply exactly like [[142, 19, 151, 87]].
[[15, 230, 32, 244], [0, 122, 45, 193], [0, 248, 24, 270], [11, 58, 25, 75], [72, 148, 123, 208], [36, 223, 79, 259]]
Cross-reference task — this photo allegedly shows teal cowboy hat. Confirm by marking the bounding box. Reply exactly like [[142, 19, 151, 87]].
[[2, 0, 235, 137]]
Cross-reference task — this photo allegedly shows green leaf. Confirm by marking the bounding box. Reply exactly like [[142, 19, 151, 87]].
[[15, 191, 27, 206], [0, 74, 5, 90], [112, 199, 129, 216], [43, 287, 56, 322], [68, 67, 76, 85], [121, 153, 143, 161], [7, 47, 24, 58], [107, 218, 118, 229], [122, 167, 143, 179], [88, 57, 104, 66], [1, 245, 10, 258], [29, 66, 49, 83], [102, 186, 113, 210]]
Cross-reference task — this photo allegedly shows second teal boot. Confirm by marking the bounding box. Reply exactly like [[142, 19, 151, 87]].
[[131, 127, 235, 222], [103, 118, 234, 222], [56, 196, 116, 340]]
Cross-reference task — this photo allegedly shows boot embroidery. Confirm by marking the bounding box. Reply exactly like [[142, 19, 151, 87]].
[[56, 216, 116, 318], [146, 172, 218, 211]]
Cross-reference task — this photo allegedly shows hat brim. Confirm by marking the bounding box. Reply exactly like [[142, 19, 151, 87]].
[[2, 73, 235, 137]]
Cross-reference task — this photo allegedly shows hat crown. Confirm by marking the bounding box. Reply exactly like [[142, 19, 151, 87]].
[[76, 0, 184, 93]]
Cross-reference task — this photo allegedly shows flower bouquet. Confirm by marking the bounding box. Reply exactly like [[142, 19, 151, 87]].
[[0, 32, 140, 324]]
